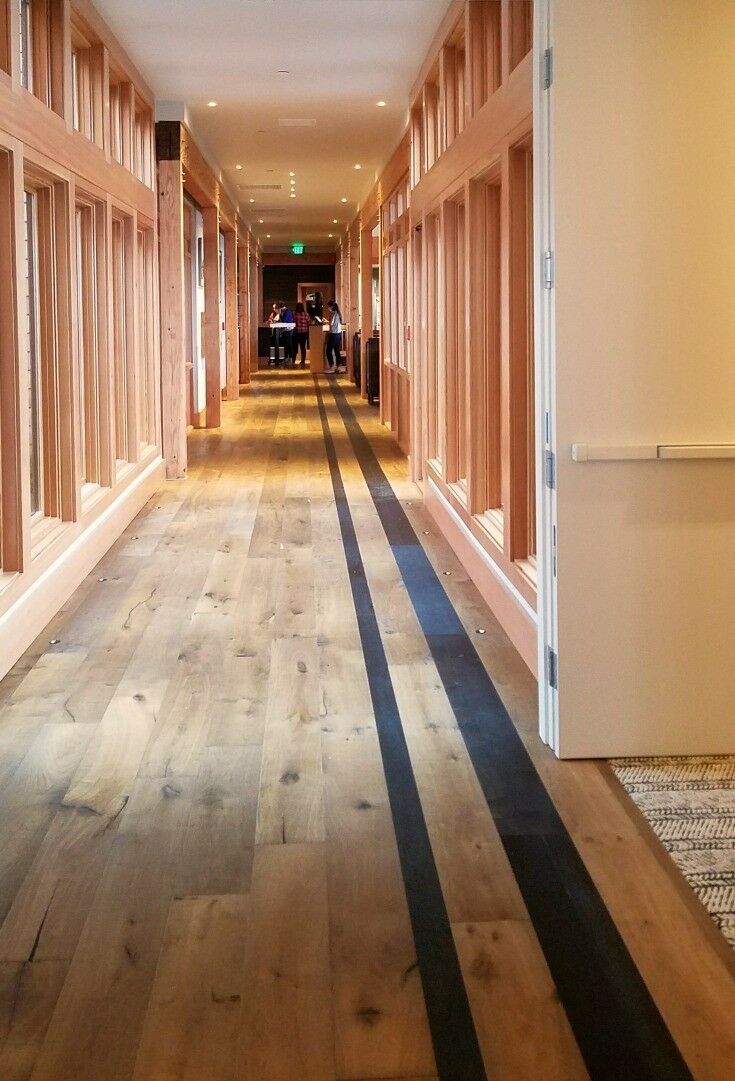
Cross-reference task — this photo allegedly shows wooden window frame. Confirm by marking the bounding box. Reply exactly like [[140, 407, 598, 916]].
[[506, 135, 535, 576], [464, 169, 502, 541], [136, 220, 159, 447], [424, 211, 442, 469], [18, 0, 65, 114], [504, 0, 533, 76], [0, 147, 22, 573], [134, 94, 153, 188], [110, 208, 138, 468], [23, 162, 75, 545], [74, 192, 110, 494], [70, 17, 104, 148]]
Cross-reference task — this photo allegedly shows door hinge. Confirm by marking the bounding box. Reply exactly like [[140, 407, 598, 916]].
[[543, 250, 555, 289], [545, 449, 556, 490], [542, 47, 553, 90], [546, 646, 558, 690]]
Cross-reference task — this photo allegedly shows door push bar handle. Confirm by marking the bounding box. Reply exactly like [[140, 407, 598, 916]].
[[571, 443, 735, 462]]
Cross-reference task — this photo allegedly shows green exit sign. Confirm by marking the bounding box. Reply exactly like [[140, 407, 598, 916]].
[[291, 242, 305, 255]]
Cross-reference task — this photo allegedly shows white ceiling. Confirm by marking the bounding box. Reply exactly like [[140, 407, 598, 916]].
[[95, 0, 451, 251]]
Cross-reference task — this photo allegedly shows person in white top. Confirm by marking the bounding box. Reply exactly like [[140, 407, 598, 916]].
[[324, 300, 345, 374]]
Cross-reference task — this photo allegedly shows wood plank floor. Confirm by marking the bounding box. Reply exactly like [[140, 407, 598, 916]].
[[0, 370, 733, 1081]]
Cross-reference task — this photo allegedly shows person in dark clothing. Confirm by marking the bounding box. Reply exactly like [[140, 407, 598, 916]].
[[279, 302, 294, 367], [324, 300, 343, 374], [293, 302, 310, 368]]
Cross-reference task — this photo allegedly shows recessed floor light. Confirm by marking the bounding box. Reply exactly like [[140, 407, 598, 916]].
[[208, 100, 217, 108], [376, 100, 387, 107]]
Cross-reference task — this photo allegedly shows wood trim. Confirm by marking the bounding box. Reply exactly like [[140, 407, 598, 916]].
[[223, 228, 238, 399], [202, 204, 221, 427], [0, 454, 163, 681], [409, 0, 465, 107], [181, 125, 218, 208], [409, 52, 531, 218], [425, 476, 537, 675], [237, 238, 250, 384], [66, 0, 155, 105], [0, 146, 22, 570]]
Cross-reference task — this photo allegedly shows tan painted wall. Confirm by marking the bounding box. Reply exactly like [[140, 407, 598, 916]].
[[552, 0, 735, 754]]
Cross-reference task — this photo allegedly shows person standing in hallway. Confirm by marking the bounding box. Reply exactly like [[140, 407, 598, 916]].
[[280, 301, 295, 367], [267, 302, 280, 367], [293, 302, 310, 367], [324, 299, 345, 374]]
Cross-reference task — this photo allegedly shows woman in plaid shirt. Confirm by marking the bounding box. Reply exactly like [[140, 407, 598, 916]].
[[293, 303, 310, 368]]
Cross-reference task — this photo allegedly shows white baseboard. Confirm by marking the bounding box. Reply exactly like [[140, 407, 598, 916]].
[[0, 457, 164, 681]]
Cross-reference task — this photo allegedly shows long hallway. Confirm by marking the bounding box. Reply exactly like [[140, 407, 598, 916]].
[[0, 371, 732, 1081]]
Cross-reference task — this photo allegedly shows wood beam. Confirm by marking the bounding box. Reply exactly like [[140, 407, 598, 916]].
[[157, 158, 187, 477]]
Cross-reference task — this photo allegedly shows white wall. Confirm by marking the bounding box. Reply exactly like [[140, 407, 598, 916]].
[[552, 0, 735, 755]]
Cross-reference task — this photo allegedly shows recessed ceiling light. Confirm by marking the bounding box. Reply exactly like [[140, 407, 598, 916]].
[[207, 100, 217, 108], [332, 218, 338, 223], [340, 197, 347, 203], [290, 194, 296, 199], [354, 163, 362, 170], [289, 171, 295, 177], [266, 233, 271, 238], [258, 218, 264, 223], [249, 198, 255, 203], [235, 164, 242, 170], [328, 233, 333, 238], [377, 100, 387, 107]]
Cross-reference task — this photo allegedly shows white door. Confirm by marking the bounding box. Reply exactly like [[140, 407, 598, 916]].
[[534, 0, 559, 752]]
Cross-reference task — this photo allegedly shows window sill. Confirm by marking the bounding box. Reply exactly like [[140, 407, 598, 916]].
[[30, 516, 66, 562], [475, 508, 504, 551], [81, 482, 109, 516], [515, 555, 538, 589], [447, 479, 468, 510]]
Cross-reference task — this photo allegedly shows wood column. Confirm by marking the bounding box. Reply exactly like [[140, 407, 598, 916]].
[[202, 204, 221, 427], [359, 224, 372, 398], [157, 158, 187, 477], [253, 257, 262, 369], [224, 230, 238, 400], [237, 239, 250, 384]]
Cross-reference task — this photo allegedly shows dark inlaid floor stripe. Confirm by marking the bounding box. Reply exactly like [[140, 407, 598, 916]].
[[313, 377, 487, 1081], [326, 376, 692, 1081]]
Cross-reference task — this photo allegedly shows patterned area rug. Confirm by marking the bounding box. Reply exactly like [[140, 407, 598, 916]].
[[611, 756, 735, 948]]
